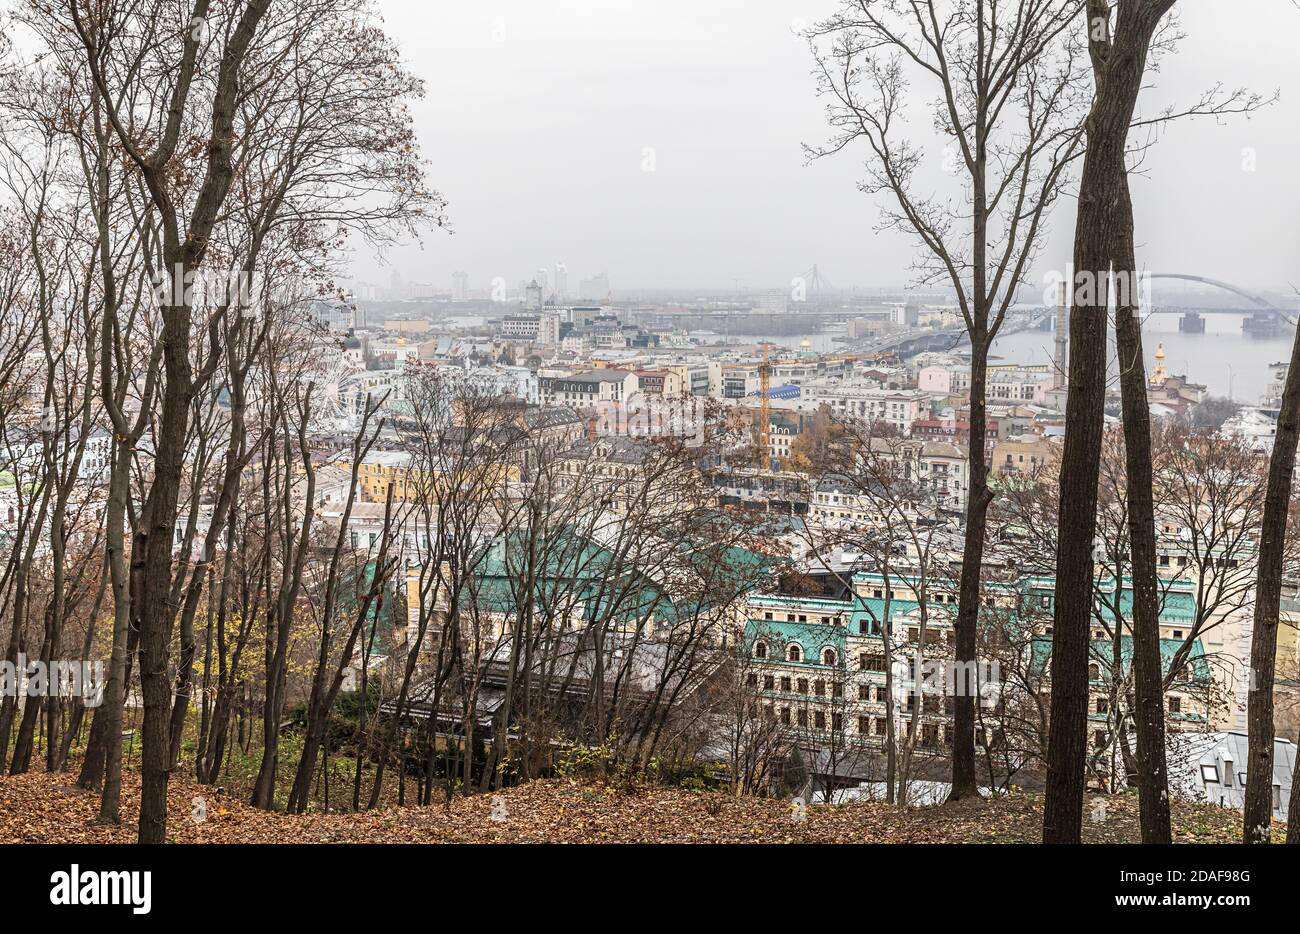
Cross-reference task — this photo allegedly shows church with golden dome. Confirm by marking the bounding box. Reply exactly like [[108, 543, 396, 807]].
[[1146, 342, 1206, 416]]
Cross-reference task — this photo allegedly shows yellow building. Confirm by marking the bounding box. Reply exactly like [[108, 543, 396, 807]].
[[339, 448, 522, 505]]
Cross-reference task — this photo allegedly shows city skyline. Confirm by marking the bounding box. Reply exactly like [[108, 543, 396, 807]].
[[352, 0, 1300, 293]]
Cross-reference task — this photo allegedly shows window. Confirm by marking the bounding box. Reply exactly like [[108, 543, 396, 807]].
[[858, 715, 871, 734], [763, 675, 775, 691], [875, 717, 887, 736], [876, 687, 888, 703], [780, 677, 791, 692], [907, 627, 919, 645], [1200, 764, 1220, 784], [822, 648, 837, 666], [754, 641, 768, 659], [1093, 730, 1107, 748], [1096, 697, 1108, 714], [798, 709, 809, 727], [832, 713, 843, 732], [787, 644, 802, 663], [764, 611, 773, 620], [858, 684, 870, 701], [1168, 696, 1181, 714], [1274, 784, 1282, 810], [1222, 759, 1233, 787], [860, 653, 886, 671], [780, 707, 790, 725], [746, 673, 758, 687], [832, 682, 843, 699], [814, 680, 826, 697], [922, 724, 938, 747], [797, 678, 809, 694]]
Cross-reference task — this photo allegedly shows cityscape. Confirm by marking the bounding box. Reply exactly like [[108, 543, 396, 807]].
[[0, 0, 1297, 915]]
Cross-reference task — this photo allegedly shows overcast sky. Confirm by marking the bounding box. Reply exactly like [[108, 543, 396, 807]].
[[356, 1, 1300, 296]]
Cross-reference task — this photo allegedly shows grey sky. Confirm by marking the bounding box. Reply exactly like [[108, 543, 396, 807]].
[[357, 1, 1300, 296]]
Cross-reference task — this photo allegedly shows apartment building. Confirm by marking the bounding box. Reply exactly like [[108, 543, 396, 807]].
[[992, 433, 1061, 477], [800, 384, 930, 435], [742, 572, 1218, 779], [538, 369, 635, 408]]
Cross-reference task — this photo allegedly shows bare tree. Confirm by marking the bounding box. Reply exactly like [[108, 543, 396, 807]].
[[1244, 310, 1300, 843], [1046, 0, 1266, 843], [807, 0, 1090, 800], [11, 0, 441, 840]]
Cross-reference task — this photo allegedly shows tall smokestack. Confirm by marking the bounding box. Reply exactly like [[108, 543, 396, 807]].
[[1053, 279, 1069, 390]]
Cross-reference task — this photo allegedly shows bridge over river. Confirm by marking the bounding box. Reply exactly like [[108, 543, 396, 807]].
[[1013, 273, 1295, 336]]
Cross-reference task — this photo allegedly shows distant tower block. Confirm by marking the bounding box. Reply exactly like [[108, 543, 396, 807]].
[[1053, 280, 1069, 389]]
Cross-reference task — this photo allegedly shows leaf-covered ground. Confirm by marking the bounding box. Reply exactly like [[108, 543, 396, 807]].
[[0, 770, 1276, 843]]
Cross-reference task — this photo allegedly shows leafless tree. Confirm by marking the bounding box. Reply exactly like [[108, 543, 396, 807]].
[[807, 0, 1091, 800]]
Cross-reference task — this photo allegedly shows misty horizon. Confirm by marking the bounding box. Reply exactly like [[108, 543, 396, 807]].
[[346, 0, 1300, 296]]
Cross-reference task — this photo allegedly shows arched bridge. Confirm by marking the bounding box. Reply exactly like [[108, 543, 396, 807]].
[[1014, 272, 1288, 334], [1147, 273, 1275, 310], [1147, 273, 1286, 334]]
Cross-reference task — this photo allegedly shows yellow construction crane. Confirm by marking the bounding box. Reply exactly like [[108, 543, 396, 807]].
[[757, 341, 770, 471]]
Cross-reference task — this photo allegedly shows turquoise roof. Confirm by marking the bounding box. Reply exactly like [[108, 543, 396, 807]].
[[745, 619, 845, 667], [1029, 634, 1212, 685], [466, 529, 770, 632]]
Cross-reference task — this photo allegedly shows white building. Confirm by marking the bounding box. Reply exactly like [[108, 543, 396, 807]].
[[801, 384, 930, 435]]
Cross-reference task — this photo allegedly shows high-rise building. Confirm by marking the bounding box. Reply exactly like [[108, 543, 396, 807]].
[[451, 270, 469, 301], [755, 288, 788, 315], [578, 272, 610, 300], [524, 279, 543, 310], [555, 262, 567, 299]]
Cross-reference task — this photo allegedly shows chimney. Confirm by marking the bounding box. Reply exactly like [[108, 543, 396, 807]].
[[1053, 279, 1069, 390]]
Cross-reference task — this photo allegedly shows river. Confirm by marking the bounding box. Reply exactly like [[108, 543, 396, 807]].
[[745, 317, 1291, 403]]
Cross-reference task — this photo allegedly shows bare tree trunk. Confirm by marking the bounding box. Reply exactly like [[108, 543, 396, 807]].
[[1243, 311, 1300, 843], [1044, 0, 1175, 844], [951, 332, 991, 799], [1112, 173, 1171, 843]]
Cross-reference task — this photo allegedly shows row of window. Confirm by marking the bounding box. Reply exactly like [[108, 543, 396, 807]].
[[763, 706, 964, 748], [749, 674, 955, 714], [747, 672, 844, 698], [753, 641, 838, 665]]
